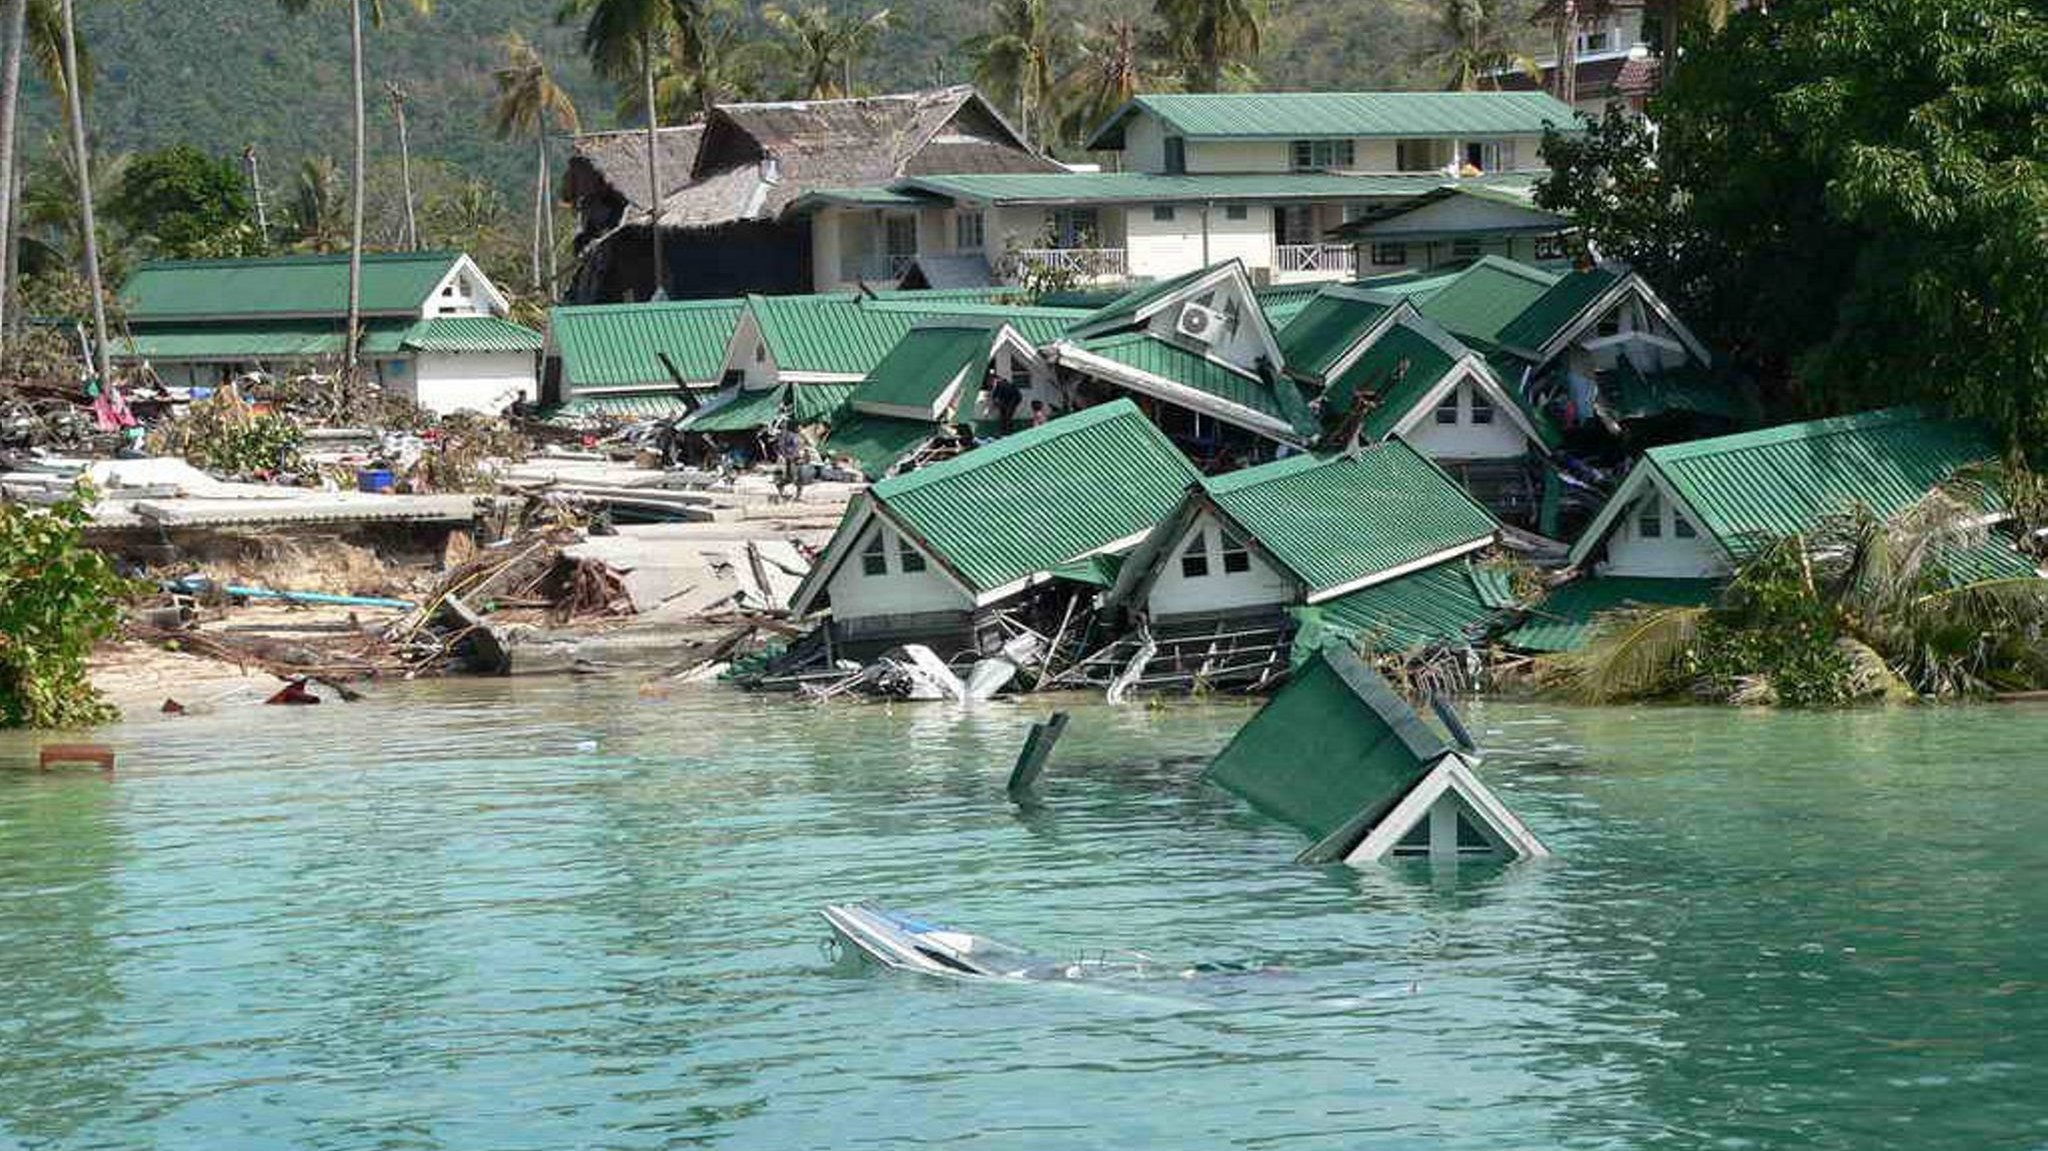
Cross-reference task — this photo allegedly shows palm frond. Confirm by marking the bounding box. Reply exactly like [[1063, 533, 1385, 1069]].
[[1559, 604, 1709, 704]]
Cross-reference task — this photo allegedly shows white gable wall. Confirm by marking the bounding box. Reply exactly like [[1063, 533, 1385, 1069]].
[[424, 262, 502, 318], [725, 313, 780, 389], [827, 518, 974, 622], [1599, 485, 1729, 578], [1396, 374, 1534, 460], [1146, 513, 1297, 618], [1139, 276, 1272, 374]]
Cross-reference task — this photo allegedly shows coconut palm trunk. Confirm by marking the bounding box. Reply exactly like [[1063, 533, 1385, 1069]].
[[389, 82, 419, 249], [345, 0, 366, 372], [641, 24, 664, 299], [56, 0, 105, 384], [0, 0, 27, 352], [532, 129, 547, 292]]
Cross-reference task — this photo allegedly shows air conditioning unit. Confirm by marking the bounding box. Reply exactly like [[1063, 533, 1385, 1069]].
[[1176, 302, 1224, 345]]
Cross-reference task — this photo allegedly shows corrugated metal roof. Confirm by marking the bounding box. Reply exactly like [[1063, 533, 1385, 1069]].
[[550, 298, 745, 389], [1205, 440, 1498, 596], [902, 171, 1539, 206], [1070, 263, 1221, 335], [1073, 331, 1317, 436], [123, 251, 466, 321], [871, 398, 1201, 592], [1415, 256, 1560, 344], [820, 411, 936, 480], [117, 319, 413, 361], [543, 392, 694, 425], [1303, 557, 1512, 652], [1048, 552, 1126, 587], [1604, 359, 1751, 425], [1322, 321, 1459, 435], [1503, 576, 1720, 653], [794, 382, 859, 424], [1092, 91, 1576, 146], [1496, 265, 1623, 352], [748, 294, 1083, 376], [401, 316, 543, 352], [1647, 408, 2003, 555], [1276, 286, 1402, 382], [1205, 646, 1442, 850], [680, 385, 785, 432], [850, 324, 998, 418]]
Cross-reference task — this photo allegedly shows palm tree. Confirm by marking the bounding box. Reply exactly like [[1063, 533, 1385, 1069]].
[[964, 0, 1059, 147], [385, 81, 419, 250], [1432, 0, 1539, 92], [0, 0, 79, 354], [1153, 0, 1264, 93], [54, 0, 105, 385], [1056, 20, 1169, 152], [289, 155, 345, 251], [492, 33, 581, 298], [277, 0, 434, 373], [627, 0, 762, 125], [561, 0, 706, 301], [760, 4, 891, 100]]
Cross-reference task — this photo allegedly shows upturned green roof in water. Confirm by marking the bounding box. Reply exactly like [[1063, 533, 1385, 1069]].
[[820, 411, 937, 480], [1298, 558, 1516, 655]]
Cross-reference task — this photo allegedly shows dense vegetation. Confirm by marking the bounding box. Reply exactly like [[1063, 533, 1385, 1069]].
[[0, 488, 129, 729]]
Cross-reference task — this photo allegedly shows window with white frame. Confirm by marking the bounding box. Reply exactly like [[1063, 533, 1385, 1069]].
[[1179, 533, 1211, 579], [1535, 234, 1568, 260], [1153, 204, 1177, 222], [1452, 237, 1482, 259], [954, 210, 985, 251], [1164, 136, 1186, 174], [1290, 139, 1355, 171], [1220, 531, 1251, 574], [1469, 387, 1495, 425], [1674, 509, 1698, 539], [1371, 242, 1408, 266], [1637, 494, 1664, 539], [1463, 140, 1511, 172], [898, 535, 926, 572], [1597, 306, 1623, 337], [861, 532, 889, 576], [1435, 390, 1461, 425], [1225, 204, 1249, 220], [1396, 139, 1438, 172], [1049, 208, 1099, 248]]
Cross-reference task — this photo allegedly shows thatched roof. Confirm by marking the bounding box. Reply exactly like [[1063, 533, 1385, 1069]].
[[571, 86, 1060, 233], [567, 125, 706, 215]]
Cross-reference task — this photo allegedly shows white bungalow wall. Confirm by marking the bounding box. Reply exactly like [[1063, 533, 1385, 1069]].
[[1145, 514, 1298, 619], [1138, 276, 1272, 375], [404, 351, 538, 416], [1397, 377, 1534, 460], [959, 344, 1063, 426], [826, 518, 974, 623], [1567, 288, 1699, 376], [724, 313, 780, 389], [1599, 486, 1729, 578]]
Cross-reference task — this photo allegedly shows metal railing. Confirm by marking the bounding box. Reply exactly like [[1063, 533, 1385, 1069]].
[[1004, 247, 1128, 280], [1275, 244, 1357, 275], [839, 252, 918, 283]]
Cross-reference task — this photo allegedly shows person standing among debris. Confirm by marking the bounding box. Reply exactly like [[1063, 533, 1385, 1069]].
[[990, 368, 1023, 435], [776, 423, 808, 501]]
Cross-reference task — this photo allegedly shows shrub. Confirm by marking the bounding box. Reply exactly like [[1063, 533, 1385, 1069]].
[[0, 489, 131, 728]]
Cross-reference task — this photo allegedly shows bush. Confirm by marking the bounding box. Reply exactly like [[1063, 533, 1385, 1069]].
[[0, 489, 131, 728]]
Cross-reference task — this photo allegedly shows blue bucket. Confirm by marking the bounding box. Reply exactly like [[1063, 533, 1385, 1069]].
[[356, 469, 396, 493]]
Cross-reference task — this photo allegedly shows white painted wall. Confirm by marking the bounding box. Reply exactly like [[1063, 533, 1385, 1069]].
[[725, 313, 779, 389], [1399, 375, 1535, 460], [423, 263, 498, 318], [827, 518, 974, 621], [1139, 274, 1272, 373], [811, 206, 844, 290], [406, 352, 537, 416], [1147, 515, 1298, 618], [1188, 139, 1289, 172], [1600, 487, 1729, 578]]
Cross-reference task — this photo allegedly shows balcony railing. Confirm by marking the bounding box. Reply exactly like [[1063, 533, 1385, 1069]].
[[1003, 247, 1128, 281], [839, 252, 917, 283], [1275, 244, 1357, 276]]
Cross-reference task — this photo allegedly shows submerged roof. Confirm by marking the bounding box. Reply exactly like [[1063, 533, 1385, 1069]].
[[820, 410, 937, 481], [1087, 91, 1575, 148], [1571, 407, 2005, 565], [1301, 557, 1516, 654], [1414, 256, 1561, 345], [550, 298, 746, 390], [1503, 576, 1721, 653], [122, 251, 471, 321], [1202, 441, 1499, 598]]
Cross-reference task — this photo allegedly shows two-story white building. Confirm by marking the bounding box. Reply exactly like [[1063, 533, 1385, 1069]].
[[789, 90, 1577, 292]]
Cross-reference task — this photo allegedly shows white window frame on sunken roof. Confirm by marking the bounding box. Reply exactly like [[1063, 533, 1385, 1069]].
[[1345, 753, 1551, 864], [1593, 476, 1729, 579], [1290, 138, 1356, 172]]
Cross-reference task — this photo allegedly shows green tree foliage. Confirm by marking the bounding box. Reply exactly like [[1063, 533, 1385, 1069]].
[[1539, 2, 2048, 447], [964, 0, 1063, 146], [107, 144, 257, 259], [1432, 0, 1537, 92], [760, 4, 891, 99], [1153, 0, 1264, 91], [0, 488, 128, 730]]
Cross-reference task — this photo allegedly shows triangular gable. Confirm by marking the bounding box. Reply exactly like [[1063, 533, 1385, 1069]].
[[1564, 459, 1726, 569], [1500, 268, 1711, 368], [1379, 352, 1557, 458], [424, 255, 513, 318], [1067, 260, 1284, 376], [1338, 184, 1571, 242], [1343, 754, 1551, 863]]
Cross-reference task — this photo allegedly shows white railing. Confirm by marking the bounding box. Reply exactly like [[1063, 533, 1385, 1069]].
[[1005, 247, 1128, 281], [1275, 244, 1357, 276], [839, 252, 918, 283]]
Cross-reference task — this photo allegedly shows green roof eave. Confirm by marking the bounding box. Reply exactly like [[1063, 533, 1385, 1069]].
[[1100, 91, 1576, 143], [898, 171, 1549, 207]]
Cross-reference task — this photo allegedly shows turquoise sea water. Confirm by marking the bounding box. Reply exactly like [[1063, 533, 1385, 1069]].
[[3, 682, 2047, 1149]]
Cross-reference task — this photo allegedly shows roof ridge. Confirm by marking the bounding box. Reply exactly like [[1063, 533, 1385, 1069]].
[[873, 398, 1162, 500], [135, 250, 462, 271], [1647, 406, 1934, 464]]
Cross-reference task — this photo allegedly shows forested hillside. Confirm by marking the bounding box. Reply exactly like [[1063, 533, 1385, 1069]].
[[26, 0, 1530, 202]]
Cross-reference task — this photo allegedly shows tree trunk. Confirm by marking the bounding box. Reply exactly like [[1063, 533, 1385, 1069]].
[[346, 0, 366, 373], [531, 128, 546, 294], [0, 0, 26, 357], [57, 0, 106, 385], [393, 87, 418, 250], [1556, 0, 1578, 105], [542, 144, 560, 302], [641, 25, 664, 300]]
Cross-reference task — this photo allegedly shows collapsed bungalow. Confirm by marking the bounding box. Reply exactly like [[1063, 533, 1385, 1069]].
[[115, 251, 541, 415], [1207, 643, 1548, 865], [541, 297, 745, 422], [1509, 407, 2030, 651], [787, 398, 1202, 659]]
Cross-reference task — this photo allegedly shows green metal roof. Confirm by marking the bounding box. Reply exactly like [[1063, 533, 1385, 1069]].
[[1603, 358, 1751, 426], [1322, 320, 1460, 435], [788, 185, 948, 211], [1070, 263, 1225, 336], [901, 171, 1537, 206], [680, 385, 785, 432], [1089, 91, 1575, 147], [550, 298, 745, 390], [1299, 557, 1514, 653], [1276, 286, 1403, 382], [1414, 256, 1561, 344], [820, 411, 936, 480], [122, 251, 468, 321], [1496, 265, 1624, 353], [400, 315, 543, 353], [542, 392, 694, 425], [1204, 440, 1498, 596], [117, 318, 413, 362], [864, 399, 1201, 593], [794, 382, 859, 424], [1074, 331, 1318, 437], [1503, 576, 1721, 653], [1641, 408, 2003, 557], [748, 294, 1083, 377], [849, 323, 1000, 419], [1205, 645, 1445, 856], [1047, 552, 1126, 587]]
